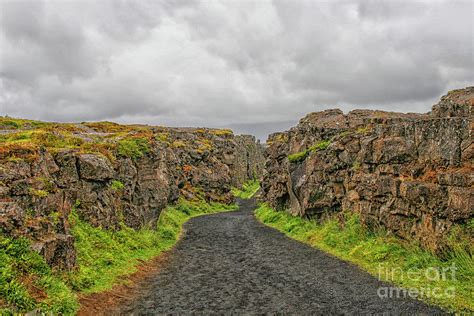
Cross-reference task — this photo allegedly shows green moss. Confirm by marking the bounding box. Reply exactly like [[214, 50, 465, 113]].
[[288, 151, 309, 163], [1, 120, 21, 129], [0, 117, 50, 130], [232, 180, 260, 199], [117, 137, 150, 159], [308, 140, 331, 151], [0, 130, 84, 150], [352, 161, 361, 171], [110, 180, 124, 191], [288, 140, 331, 163], [255, 204, 474, 313], [155, 132, 169, 143], [29, 188, 49, 198]]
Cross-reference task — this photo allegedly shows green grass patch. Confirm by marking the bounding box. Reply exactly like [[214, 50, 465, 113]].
[[254, 204, 474, 313], [0, 234, 78, 314], [288, 140, 331, 163], [232, 180, 260, 199], [117, 137, 150, 159]]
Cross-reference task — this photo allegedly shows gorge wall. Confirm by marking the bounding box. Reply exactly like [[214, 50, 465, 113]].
[[262, 87, 473, 253], [0, 121, 264, 270]]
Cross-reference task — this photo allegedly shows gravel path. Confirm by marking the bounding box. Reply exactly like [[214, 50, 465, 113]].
[[117, 198, 444, 314]]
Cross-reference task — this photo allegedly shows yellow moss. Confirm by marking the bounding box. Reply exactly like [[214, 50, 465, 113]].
[[196, 139, 213, 153], [172, 140, 186, 148], [210, 129, 233, 136], [29, 188, 48, 198], [356, 126, 372, 134], [155, 132, 170, 143]]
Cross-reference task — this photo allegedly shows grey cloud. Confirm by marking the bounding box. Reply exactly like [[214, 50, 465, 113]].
[[0, 0, 472, 141]]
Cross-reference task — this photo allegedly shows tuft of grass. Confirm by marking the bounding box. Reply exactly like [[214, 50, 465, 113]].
[[255, 204, 474, 313], [232, 180, 260, 199], [288, 140, 331, 163], [117, 137, 150, 160], [68, 198, 237, 294]]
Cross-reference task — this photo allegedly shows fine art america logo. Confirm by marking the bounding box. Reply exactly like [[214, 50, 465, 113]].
[[377, 264, 457, 299]]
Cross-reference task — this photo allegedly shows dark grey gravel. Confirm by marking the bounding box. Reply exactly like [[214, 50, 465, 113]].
[[117, 198, 445, 315]]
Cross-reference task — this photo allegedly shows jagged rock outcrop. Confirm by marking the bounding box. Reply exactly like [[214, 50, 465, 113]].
[[0, 122, 264, 270], [262, 87, 473, 253]]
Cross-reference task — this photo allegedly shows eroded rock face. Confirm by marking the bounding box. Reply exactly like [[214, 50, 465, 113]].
[[0, 125, 263, 270], [262, 87, 473, 253]]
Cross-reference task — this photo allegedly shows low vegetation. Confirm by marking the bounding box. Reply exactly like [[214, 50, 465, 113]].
[[116, 137, 150, 160], [109, 180, 124, 191], [0, 199, 237, 314], [0, 235, 78, 314], [288, 140, 331, 163], [255, 204, 474, 312], [232, 180, 260, 199]]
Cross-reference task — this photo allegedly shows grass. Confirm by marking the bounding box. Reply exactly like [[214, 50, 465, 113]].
[[288, 140, 331, 163], [0, 199, 237, 314], [232, 180, 260, 199], [0, 234, 78, 315], [254, 204, 474, 313], [116, 137, 150, 160]]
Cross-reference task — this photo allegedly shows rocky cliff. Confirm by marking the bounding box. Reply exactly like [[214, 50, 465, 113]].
[[0, 121, 264, 270], [262, 87, 473, 253]]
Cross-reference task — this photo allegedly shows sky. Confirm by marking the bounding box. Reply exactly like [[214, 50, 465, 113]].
[[0, 0, 473, 141]]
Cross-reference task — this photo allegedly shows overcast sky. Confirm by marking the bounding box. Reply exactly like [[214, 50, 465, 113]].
[[0, 0, 473, 141]]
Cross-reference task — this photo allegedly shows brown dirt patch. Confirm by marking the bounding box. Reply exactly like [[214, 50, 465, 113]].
[[77, 251, 172, 315], [19, 274, 48, 302]]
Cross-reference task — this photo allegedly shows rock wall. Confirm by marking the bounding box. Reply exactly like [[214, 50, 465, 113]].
[[0, 123, 263, 270], [233, 135, 265, 187], [262, 87, 473, 253]]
